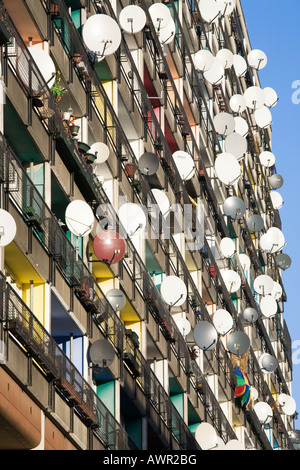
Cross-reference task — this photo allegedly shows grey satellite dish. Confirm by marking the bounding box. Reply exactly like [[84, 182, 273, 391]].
[[260, 295, 278, 318], [213, 112, 235, 136], [244, 86, 265, 110], [243, 307, 258, 323], [227, 330, 250, 355], [106, 288, 126, 311], [254, 401, 273, 424], [275, 253, 291, 270], [229, 94, 247, 113], [0, 209, 17, 247], [215, 152, 241, 186], [149, 3, 172, 31], [269, 174, 284, 190], [65, 200, 94, 237], [247, 214, 264, 232], [289, 430, 300, 450], [160, 275, 187, 307], [193, 321, 218, 351], [89, 339, 115, 368], [194, 49, 214, 72], [248, 49, 267, 70], [224, 133, 247, 161], [223, 196, 246, 220], [259, 353, 278, 374], [213, 309, 234, 335], [138, 152, 160, 175], [119, 5, 147, 34], [253, 274, 274, 296]]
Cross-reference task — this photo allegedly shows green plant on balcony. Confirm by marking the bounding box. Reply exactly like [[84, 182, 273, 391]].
[[50, 71, 68, 102]]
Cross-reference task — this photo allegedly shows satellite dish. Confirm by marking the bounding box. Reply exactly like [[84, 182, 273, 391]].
[[217, 0, 236, 16], [89, 142, 110, 164], [203, 57, 224, 85], [229, 94, 247, 113], [253, 274, 274, 296], [199, 0, 220, 23], [220, 269, 241, 293], [0, 209, 17, 247], [227, 330, 250, 355], [159, 17, 176, 45], [243, 307, 258, 323], [151, 189, 170, 217], [263, 87, 278, 108], [82, 14, 121, 59], [254, 401, 273, 424], [260, 231, 281, 254], [275, 253, 291, 270], [213, 112, 235, 136], [260, 295, 278, 318], [138, 152, 160, 176], [93, 229, 126, 265], [149, 3, 172, 31], [215, 153, 241, 186], [254, 106, 272, 128], [214, 437, 226, 450], [259, 151, 276, 168], [220, 237, 235, 258], [65, 200, 94, 237], [271, 281, 282, 300], [160, 275, 187, 307], [248, 49, 267, 70], [246, 214, 264, 232], [238, 253, 251, 271], [195, 422, 218, 450], [244, 86, 265, 110], [251, 386, 259, 402], [234, 116, 249, 137], [216, 48, 233, 69], [172, 150, 195, 180], [224, 132, 247, 160], [193, 321, 218, 351], [278, 394, 297, 416], [176, 317, 192, 336], [119, 5, 147, 34], [233, 54, 247, 77], [269, 174, 284, 190], [106, 288, 126, 311], [289, 430, 300, 450], [223, 196, 246, 220], [18, 47, 56, 93], [266, 227, 285, 253], [270, 191, 283, 210], [225, 440, 244, 450], [213, 309, 234, 335], [89, 339, 115, 368], [118, 203, 147, 237], [259, 353, 278, 374], [194, 49, 214, 72]]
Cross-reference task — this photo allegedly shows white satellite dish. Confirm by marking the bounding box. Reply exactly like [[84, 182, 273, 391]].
[[149, 3, 172, 31], [263, 87, 278, 108], [215, 153, 241, 186], [160, 275, 187, 307], [119, 5, 147, 34], [82, 14, 121, 59], [271, 281, 282, 300], [244, 86, 265, 110], [176, 317, 192, 336], [89, 339, 116, 368], [225, 440, 244, 450], [269, 174, 284, 190], [224, 132, 247, 161], [159, 17, 176, 45], [194, 49, 214, 72], [254, 401, 273, 424], [213, 309, 234, 335], [213, 112, 235, 136], [248, 49, 267, 70], [65, 200, 94, 237], [260, 295, 278, 318], [278, 394, 297, 416], [270, 191, 283, 210], [266, 227, 285, 253], [229, 94, 247, 113], [259, 353, 278, 374], [253, 274, 274, 296], [0, 209, 17, 247], [199, 0, 220, 23], [234, 116, 249, 137], [118, 202, 147, 237], [214, 437, 226, 450], [259, 151, 276, 168], [243, 307, 258, 323], [238, 253, 251, 271], [251, 386, 258, 402], [220, 237, 235, 258], [254, 106, 272, 129], [216, 48, 233, 69], [220, 269, 241, 293], [18, 47, 56, 93], [195, 422, 218, 450], [106, 288, 126, 311], [203, 57, 224, 85], [89, 142, 110, 164], [193, 321, 218, 351], [151, 189, 170, 217], [233, 54, 247, 77], [172, 150, 195, 180], [217, 0, 236, 16]]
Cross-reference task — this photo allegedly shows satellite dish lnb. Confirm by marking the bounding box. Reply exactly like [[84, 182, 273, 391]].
[[89, 339, 115, 369], [0, 209, 17, 247]]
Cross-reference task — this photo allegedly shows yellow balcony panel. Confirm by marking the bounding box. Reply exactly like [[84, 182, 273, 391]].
[[4, 241, 43, 285], [121, 300, 140, 323]]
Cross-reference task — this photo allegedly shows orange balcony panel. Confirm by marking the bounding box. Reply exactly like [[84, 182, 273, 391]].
[[44, 417, 77, 451], [0, 367, 41, 449]]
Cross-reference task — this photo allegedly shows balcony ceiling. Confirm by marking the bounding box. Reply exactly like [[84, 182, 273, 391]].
[[3, 0, 41, 45]]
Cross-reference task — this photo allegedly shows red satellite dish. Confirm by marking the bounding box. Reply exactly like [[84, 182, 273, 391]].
[[93, 230, 126, 265]]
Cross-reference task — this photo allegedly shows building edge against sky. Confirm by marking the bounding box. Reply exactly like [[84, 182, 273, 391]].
[[0, 0, 298, 450]]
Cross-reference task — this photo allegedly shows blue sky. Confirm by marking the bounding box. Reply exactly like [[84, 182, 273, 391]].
[[240, 0, 300, 426]]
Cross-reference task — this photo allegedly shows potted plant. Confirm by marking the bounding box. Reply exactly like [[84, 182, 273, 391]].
[[50, 71, 68, 102]]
